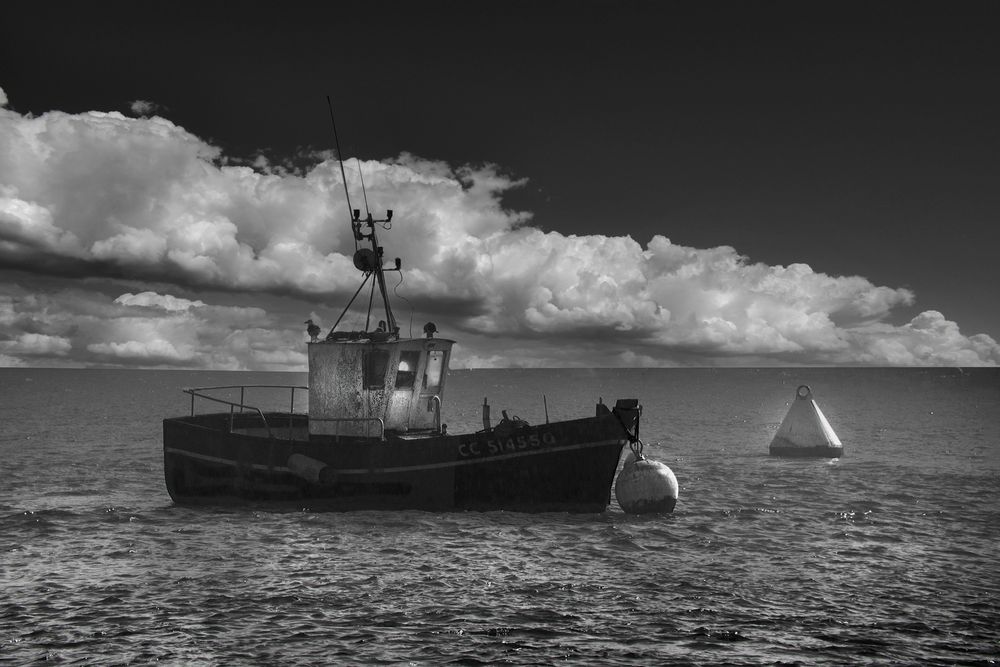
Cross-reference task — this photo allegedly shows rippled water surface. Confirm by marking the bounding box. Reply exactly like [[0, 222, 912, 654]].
[[2, 367, 999, 664]]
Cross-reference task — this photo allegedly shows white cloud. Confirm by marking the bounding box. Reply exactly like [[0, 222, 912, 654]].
[[91, 225, 166, 263], [0, 187, 85, 256], [0, 283, 304, 369], [836, 311, 1000, 366], [0, 102, 997, 367], [0, 332, 72, 356], [115, 291, 204, 311], [87, 338, 190, 361], [129, 100, 160, 117], [0, 87, 7, 108], [0, 354, 24, 366], [0, 105, 527, 297], [221, 328, 308, 368]]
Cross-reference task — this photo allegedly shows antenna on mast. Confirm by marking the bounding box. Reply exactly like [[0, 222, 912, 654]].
[[357, 158, 372, 221]]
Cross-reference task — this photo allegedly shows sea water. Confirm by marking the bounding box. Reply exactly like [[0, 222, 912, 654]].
[[1, 367, 998, 664]]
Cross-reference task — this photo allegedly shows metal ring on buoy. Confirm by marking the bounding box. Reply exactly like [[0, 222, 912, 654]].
[[796, 385, 812, 399]]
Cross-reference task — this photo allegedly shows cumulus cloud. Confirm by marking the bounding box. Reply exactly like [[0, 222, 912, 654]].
[[0, 105, 521, 299], [0, 100, 997, 367], [0, 282, 306, 370], [129, 99, 161, 117], [88, 338, 191, 362], [0, 332, 72, 356], [837, 311, 1000, 366], [115, 291, 204, 311]]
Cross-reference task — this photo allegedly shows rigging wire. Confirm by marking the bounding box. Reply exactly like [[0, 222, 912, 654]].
[[325, 96, 358, 251], [329, 272, 372, 334], [365, 270, 377, 332], [392, 271, 415, 339]]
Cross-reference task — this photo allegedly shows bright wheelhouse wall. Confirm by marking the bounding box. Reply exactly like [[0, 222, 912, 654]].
[[307, 338, 454, 438]]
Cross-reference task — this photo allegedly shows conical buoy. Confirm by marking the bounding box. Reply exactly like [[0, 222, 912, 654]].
[[769, 385, 843, 457], [615, 453, 679, 514]]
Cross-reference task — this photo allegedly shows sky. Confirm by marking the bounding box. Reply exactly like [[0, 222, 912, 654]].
[[1, 0, 998, 369]]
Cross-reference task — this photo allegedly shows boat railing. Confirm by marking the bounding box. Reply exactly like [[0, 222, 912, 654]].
[[428, 395, 442, 432], [183, 385, 309, 440], [310, 417, 386, 441]]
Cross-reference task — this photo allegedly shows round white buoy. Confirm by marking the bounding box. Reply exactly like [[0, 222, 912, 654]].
[[615, 457, 678, 514]]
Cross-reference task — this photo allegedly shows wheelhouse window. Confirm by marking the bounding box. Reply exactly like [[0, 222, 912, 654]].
[[424, 350, 445, 392], [363, 349, 390, 389], [395, 351, 421, 389]]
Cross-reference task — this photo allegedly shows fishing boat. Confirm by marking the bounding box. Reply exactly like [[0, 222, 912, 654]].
[[162, 215, 642, 511], [162, 104, 646, 512]]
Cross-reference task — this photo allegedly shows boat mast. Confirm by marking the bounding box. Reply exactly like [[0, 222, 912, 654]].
[[351, 208, 398, 336], [326, 96, 399, 338]]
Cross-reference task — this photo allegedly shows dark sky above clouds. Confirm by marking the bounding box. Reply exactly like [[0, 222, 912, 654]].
[[1, 0, 998, 368]]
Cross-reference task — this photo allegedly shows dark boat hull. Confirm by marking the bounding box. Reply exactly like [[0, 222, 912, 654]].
[[163, 412, 628, 512]]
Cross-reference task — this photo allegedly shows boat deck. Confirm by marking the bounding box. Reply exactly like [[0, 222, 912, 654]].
[[232, 425, 310, 439]]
